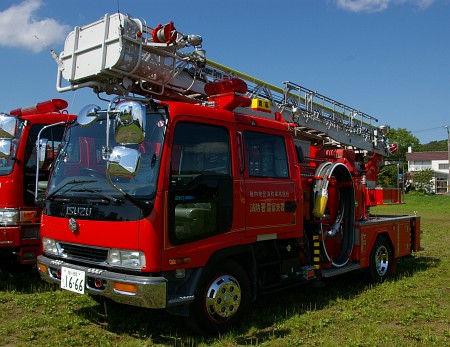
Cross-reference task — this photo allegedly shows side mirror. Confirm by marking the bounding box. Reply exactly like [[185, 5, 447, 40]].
[[0, 114, 18, 139], [0, 139, 12, 158], [114, 101, 146, 144], [37, 138, 48, 169], [78, 104, 100, 127], [107, 146, 141, 177]]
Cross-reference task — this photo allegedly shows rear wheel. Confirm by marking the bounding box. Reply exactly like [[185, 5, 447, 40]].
[[186, 259, 251, 335], [369, 236, 392, 282]]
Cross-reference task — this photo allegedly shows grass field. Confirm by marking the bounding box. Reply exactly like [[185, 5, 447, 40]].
[[0, 195, 449, 346]]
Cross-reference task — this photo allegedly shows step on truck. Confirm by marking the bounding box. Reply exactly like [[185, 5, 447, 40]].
[[0, 99, 76, 264], [36, 13, 421, 334]]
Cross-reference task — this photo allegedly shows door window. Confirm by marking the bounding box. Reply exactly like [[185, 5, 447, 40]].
[[169, 122, 233, 244], [245, 131, 289, 178]]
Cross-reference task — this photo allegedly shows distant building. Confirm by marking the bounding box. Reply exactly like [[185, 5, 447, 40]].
[[406, 151, 449, 194]]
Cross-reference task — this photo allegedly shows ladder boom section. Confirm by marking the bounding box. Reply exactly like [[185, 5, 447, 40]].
[[204, 62, 388, 155], [56, 12, 390, 155]]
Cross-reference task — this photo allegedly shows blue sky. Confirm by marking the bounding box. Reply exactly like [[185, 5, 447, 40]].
[[0, 0, 449, 144]]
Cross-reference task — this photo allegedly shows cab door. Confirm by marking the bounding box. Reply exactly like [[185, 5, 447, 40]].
[[167, 121, 234, 245], [240, 128, 299, 238]]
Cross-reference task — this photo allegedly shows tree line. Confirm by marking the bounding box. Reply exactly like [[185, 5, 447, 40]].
[[378, 128, 447, 193]]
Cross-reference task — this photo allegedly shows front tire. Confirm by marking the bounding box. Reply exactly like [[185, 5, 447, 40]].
[[369, 236, 392, 282], [186, 259, 251, 335]]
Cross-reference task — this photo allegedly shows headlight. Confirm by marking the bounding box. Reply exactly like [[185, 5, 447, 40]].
[[42, 237, 59, 255], [107, 249, 146, 269], [0, 208, 19, 225]]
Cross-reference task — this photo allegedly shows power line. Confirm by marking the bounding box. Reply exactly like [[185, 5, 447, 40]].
[[411, 126, 447, 133]]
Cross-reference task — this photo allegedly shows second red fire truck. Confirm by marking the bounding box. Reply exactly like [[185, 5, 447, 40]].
[[0, 99, 75, 264], [37, 13, 421, 334]]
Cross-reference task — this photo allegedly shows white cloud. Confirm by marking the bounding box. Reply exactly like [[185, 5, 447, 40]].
[[0, 0, 70, 53], [336, 0, 389, 12], [335, 0, 436, 12], [415, 0, 436, 8]]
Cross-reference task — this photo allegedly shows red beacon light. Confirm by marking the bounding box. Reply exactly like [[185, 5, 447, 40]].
[[9, 99, 68, 117], [205, 78, 251, 111], [204, 78, 248, 97]]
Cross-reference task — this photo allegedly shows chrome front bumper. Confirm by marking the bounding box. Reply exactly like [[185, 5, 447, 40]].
[[37, 255, 167, 309]]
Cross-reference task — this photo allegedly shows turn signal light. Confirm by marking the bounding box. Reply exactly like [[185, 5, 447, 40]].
[[113, 282, 137, 294], [168, 257, 191, 265], [37, 263, 47, 273]]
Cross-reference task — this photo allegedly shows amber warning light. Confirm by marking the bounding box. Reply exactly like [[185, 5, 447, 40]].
[[10, 99, 68, 116]]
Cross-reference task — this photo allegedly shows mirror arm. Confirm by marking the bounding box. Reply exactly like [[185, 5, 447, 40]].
[[104, 96, 122, 159]]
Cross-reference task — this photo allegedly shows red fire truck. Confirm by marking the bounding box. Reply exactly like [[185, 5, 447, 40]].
[[0, 99, 76, 264], [37, 13, 421, 333]]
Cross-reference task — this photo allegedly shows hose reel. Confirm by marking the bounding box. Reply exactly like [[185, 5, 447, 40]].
[[311, 162, 355, 268]]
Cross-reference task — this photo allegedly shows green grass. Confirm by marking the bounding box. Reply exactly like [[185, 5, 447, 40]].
[[1, 195, 449, 346]]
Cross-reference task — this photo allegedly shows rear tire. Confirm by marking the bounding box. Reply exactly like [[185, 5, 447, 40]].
[[369, 236, 392, 282], [186, 259, 251, 335]]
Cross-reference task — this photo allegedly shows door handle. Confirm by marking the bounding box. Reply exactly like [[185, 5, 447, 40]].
[[284, 200, 297, 212]]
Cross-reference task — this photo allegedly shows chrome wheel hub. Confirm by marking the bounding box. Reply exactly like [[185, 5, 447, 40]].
[[375, 245, 389, 276], [205, 275, 241, 320]]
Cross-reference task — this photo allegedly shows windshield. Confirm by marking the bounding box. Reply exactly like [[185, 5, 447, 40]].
[[47, 108, 166, 200]]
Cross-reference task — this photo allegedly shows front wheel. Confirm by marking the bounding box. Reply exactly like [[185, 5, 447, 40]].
[[186, 259, 251, 335], [369, 236, 392, 282]]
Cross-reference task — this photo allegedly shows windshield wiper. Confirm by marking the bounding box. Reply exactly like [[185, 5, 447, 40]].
[[72, 188, 125, 205], [121, 191, 156, 216], [46, 179, 97, 200]]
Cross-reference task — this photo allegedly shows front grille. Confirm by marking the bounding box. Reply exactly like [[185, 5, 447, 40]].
[[58, 242, 108, 263]]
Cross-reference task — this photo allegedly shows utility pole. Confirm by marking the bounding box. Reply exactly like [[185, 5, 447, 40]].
[[446, 125, 450, 194]]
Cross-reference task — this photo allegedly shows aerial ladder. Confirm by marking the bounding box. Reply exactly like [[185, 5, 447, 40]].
[[55, 12, 391, 157]]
